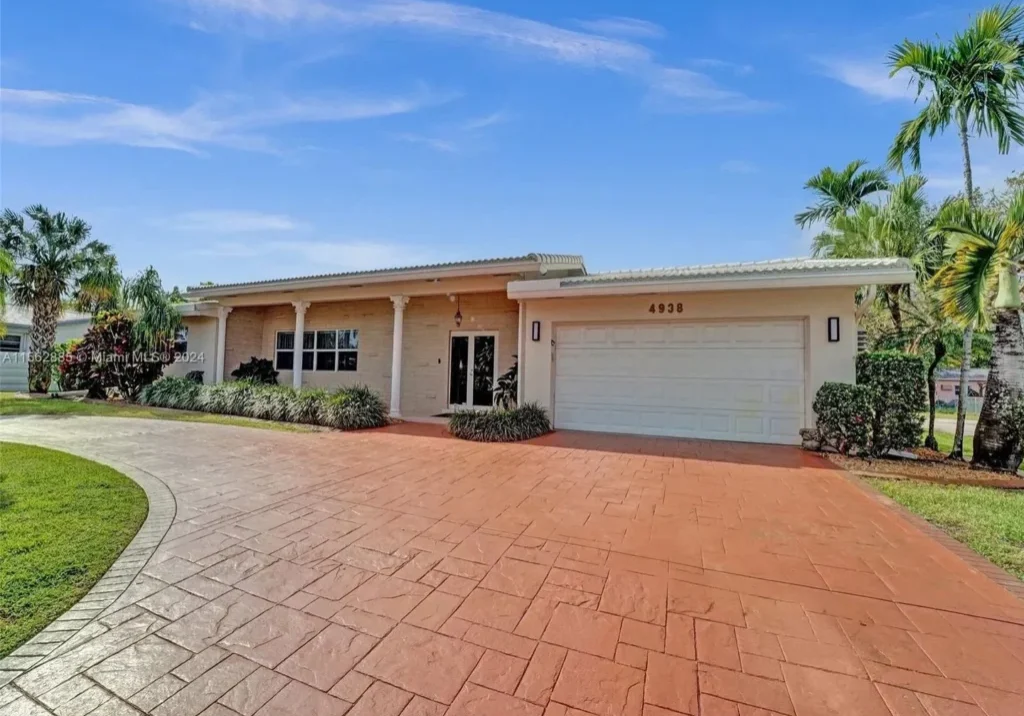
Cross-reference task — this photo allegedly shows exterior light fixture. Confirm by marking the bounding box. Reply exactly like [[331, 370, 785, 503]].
[[531, 321, 541, 341], [828, 317, 840, 343], [454, 295, 463, 327]]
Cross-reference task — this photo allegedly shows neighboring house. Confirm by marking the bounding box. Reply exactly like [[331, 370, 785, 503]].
[[934, 368, 988, 408], [178, 254, 912, 445], [0, 306, 91, 392]]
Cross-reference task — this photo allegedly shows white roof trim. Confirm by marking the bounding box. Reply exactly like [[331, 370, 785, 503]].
[[175, 302, 222, 317], [507, 259, 915, 299]]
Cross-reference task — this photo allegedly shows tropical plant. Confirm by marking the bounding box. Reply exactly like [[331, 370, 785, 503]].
[[122, 267, 183, 350], [811, 175, 932, 334], [0, 206, 120, 392], [448, 403, 552, 442], [231, 357, 279, 385], [185, 370, 205, 384], [932, 189, 1024, 472], [0, 247, 12, 337], [84, 311, 173, 401], [493, 360, 518, 409], [140, 377, 389, 430], [794, 160, 890, 228], [888, 3, 1024, 458]]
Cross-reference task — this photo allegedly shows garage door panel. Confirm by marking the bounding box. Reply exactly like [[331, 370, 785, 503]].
[[554, 320, 805, 445]]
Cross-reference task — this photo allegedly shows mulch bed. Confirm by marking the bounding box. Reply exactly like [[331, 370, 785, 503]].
[[826, 452, 1024, 490]]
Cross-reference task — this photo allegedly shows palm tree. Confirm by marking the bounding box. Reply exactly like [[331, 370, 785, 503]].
[[0, 206, 120, 392], [795, 160, 891, 228], [0, 248, 12, 337], [811, 175, 932, 335], [122, 266, 182, 349], [933, 190, 1024, 472], [888, 3, 1024, 458]]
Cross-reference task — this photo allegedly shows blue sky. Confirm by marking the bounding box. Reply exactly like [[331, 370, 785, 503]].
[[2, 0, 1021, 291]]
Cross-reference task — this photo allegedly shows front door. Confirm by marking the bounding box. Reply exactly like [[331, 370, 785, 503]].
[[449, 332, 498, 409]]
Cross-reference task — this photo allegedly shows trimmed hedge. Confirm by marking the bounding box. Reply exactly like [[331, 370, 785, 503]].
[[448, 403, 552, 442], [140, 377, 389, 430], [812, 382, 872, 455], [856, 351, 926, 456]]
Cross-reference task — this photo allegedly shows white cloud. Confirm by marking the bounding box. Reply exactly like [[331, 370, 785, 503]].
[[176, 0, 773, 114], [196, 238, 435, 270], [817, 57, 918, 101], [574, 16, 665, 39], [720, 160, 758, 174], [169, 210, 305, 233], [0, 86, 448, 153], [460, 110, 509, 131]]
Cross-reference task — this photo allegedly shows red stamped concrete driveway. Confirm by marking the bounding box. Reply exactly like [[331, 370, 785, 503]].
[[1, 417, 1023, 716]]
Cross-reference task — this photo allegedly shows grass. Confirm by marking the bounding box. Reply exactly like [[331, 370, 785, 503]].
[[867, 478, 1024, 581], [0, 393, 315, 432], [930, 429, 974, 459], [0, 443, 150, 656]]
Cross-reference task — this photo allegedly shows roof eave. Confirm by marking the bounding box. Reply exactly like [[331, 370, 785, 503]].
[[185, 258, 565, 299], [507, 267, 916, 299]]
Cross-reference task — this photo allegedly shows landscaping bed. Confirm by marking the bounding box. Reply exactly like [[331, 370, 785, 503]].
[[828, 452, 1024, 489], [448, 403, 552, 442], [140, 376, 390, 430], [0, 443, 149, 656], [0, 393, 317, 433]]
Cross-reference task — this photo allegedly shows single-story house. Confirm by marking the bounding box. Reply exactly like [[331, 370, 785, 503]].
[[176, 254, 913, 445], [934, 368, 988, 407], [0, 306, 91, 392]]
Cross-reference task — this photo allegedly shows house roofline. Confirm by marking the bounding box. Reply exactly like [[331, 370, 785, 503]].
[[185, 254, 585, 299]]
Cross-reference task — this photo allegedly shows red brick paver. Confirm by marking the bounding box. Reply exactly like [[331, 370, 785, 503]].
[[2, 418, 1023, 716]]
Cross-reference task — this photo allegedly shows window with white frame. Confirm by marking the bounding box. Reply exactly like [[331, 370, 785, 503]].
[[275, 329, 358, 372]]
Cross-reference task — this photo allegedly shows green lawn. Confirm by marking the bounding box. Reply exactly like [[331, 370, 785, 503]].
[[930, 429, 973, 459], [0, 394, 315, 433], [0, 443, 150, 656], [868, 478, 1024, 580]]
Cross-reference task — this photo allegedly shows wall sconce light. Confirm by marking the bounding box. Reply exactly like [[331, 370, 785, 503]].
[[828, 317, 840, 343], [531, 321, 541, 341], [454, 295, 462, 327]]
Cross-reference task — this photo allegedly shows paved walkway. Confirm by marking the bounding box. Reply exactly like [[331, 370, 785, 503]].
[[1, 416, 1022, 716]]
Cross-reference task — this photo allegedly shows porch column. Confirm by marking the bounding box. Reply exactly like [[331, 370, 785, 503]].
[[517, 300, 525, 406], [390, 295, 409, 417], [292, 301, 310, 389], [214, 306, 233, 383]]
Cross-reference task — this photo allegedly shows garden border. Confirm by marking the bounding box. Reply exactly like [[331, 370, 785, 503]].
[[0, 448, 176, 687]]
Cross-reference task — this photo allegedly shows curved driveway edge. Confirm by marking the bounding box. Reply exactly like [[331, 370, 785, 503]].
[[0, 419, 177, 687], [0, 415, 1022, 716]]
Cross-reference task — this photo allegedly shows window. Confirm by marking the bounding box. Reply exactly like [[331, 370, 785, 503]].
[[0, 334, 22, 352], [275, 329, 358, 372], [173, 327, 188, 355]]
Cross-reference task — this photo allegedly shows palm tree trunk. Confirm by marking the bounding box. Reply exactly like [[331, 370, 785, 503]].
[[28, 297, 58, 393], [925, 338, 946, 451], [972, 308, 1024, 472], [950, 115, 975, 460], [887, 288, 903, 336]]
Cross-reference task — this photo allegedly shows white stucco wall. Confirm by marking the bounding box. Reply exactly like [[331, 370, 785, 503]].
[[520, 286, 858, 432], [163, 316, 218, 384]]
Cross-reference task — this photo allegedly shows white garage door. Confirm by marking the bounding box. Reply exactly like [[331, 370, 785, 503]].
[[0, 332, 29, 392], [554, 320, 806, 444]]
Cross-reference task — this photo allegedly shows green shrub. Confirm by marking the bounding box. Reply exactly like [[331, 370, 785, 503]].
[[231, 357, 278, 385], [448, 403, 551, 442], [140, 377, 389, 430], [812, 382, 872, 455], [185, 370, 204, 384], [857, 351, 926, 456]]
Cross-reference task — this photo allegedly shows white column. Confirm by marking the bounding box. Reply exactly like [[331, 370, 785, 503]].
[[517, 301, 525, 407], [214, 306, 233, 383], [292, 301, 310, 389], [390, 296, 409, 417]]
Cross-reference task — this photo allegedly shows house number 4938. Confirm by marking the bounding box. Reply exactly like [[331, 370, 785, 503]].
[[649, 302, 683, 314]]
